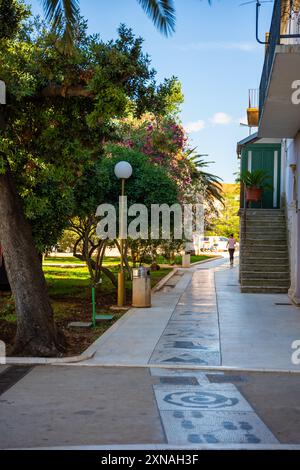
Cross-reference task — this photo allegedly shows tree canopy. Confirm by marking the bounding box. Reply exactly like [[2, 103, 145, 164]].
[[0, 2, 183, 252]]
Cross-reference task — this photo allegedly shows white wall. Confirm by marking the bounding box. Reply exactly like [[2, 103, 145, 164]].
[[283, 134, 300, 303], [282, 7, 300, 45]]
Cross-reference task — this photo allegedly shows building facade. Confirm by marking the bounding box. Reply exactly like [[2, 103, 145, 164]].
[[251, 0, 300, 302]]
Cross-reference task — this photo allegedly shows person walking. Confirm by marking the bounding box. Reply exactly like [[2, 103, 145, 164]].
[[227, 234, 236, 266]]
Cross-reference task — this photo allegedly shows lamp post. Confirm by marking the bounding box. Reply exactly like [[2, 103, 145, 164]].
[[114, 161, 133, 307]]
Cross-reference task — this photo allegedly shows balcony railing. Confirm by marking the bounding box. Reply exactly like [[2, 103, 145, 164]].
[[259, 0, 300, 119]]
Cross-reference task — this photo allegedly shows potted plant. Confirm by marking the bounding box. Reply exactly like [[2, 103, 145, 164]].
[[239, 170, 273, 203]]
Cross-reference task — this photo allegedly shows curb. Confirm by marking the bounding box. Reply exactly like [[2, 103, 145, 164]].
[[5, 351, 95, 366], [152, 268, 179, 293], [190, 255, 223, 266], [64, 361, 300, 374], [16, 443, 300, 450]]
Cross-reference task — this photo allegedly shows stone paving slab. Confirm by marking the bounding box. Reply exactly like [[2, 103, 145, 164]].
[[150, 350, 220, 366], [80, 271, 194, 365], [0, 366, 165, 449], [149, 368, 210, 382], [160, 410, 278, 445], [176, 302, 217, 308], [155, 339, 220, 351], [153, 385, 253, 412], [174, 306, 217, 313], [167, 318, 219, 328], [153, 382, 236, 391], [170, 312, 218, 322], [161, 322, 219, 340], [215, 266, 300, 370], [1, 364, 299, 448]]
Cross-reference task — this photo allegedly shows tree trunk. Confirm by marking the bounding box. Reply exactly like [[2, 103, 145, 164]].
[[0, 169, 66, 356]]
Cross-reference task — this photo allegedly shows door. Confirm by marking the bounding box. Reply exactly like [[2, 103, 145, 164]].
[[241, 144, 281, 208]]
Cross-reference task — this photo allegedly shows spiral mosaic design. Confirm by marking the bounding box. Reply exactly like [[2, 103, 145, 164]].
[[163, 391, 239, 409]]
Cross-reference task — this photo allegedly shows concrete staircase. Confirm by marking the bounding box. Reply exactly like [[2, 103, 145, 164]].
[[240, 209, 290, 293]]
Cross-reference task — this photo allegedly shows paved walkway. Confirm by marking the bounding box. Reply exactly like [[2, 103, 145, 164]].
[[2, 256, 300, 449], [82, 256, 300, 370], [2, 365, 300, 448]]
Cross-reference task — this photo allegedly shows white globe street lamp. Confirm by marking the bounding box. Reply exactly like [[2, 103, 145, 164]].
[[114, 161, 133, 180], [114, 161, 133, 307]]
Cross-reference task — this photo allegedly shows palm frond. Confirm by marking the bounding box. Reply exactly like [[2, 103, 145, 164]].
[[41, 0, 79, 53], [188, 151, 224, 204], [136, 0, 176, 36]]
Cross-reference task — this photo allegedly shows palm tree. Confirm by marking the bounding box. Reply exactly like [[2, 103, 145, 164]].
[[188, 152, 224, 205], [41, 0, 176, 52]]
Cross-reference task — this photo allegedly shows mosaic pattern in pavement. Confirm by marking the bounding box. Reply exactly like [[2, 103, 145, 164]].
[[149, 270, 221, 366], [151, 369, 278, 445]]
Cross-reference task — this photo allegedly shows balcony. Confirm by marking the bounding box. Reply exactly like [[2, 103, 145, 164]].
[[259, 0, 300, 138]]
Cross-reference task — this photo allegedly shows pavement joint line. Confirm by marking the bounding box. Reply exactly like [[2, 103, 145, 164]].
[[51, 362, 300, 374], [11, 444, 300, 450]]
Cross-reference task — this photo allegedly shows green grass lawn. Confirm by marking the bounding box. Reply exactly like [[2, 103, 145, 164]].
[[190, 254, 216, 264], [44, 255, 122, 266], [45, 253, 216, 267], [0, 264, 172, 323], [0, 262, 172, 356]]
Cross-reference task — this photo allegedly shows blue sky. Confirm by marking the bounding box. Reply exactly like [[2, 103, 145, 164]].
[[26, 0, 274, 182]]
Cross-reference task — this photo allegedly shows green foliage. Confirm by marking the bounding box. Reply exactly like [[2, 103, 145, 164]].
[[0, 296, 16, 323], [115, 115, 223, 206], [207, 184, 240, 239], [238, 170, 273, 190], [0, 6, 182, 252], [188, 152, 223, 205], [155, 77, 184, 115], [72, 159, 111, 219], [42, 0, 79, 54], [100, 145, 179, 208], [0, 0, 29, 39]]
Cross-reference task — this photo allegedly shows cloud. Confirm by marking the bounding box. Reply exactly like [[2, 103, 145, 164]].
[[184, 113, 239, 133], [184, 119, 205, 133], [210, 112, 232, 125], [179, 42, 258, 52]]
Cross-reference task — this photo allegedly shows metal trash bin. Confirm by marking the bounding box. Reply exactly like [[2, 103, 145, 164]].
[[132, 266, 151, 308]]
